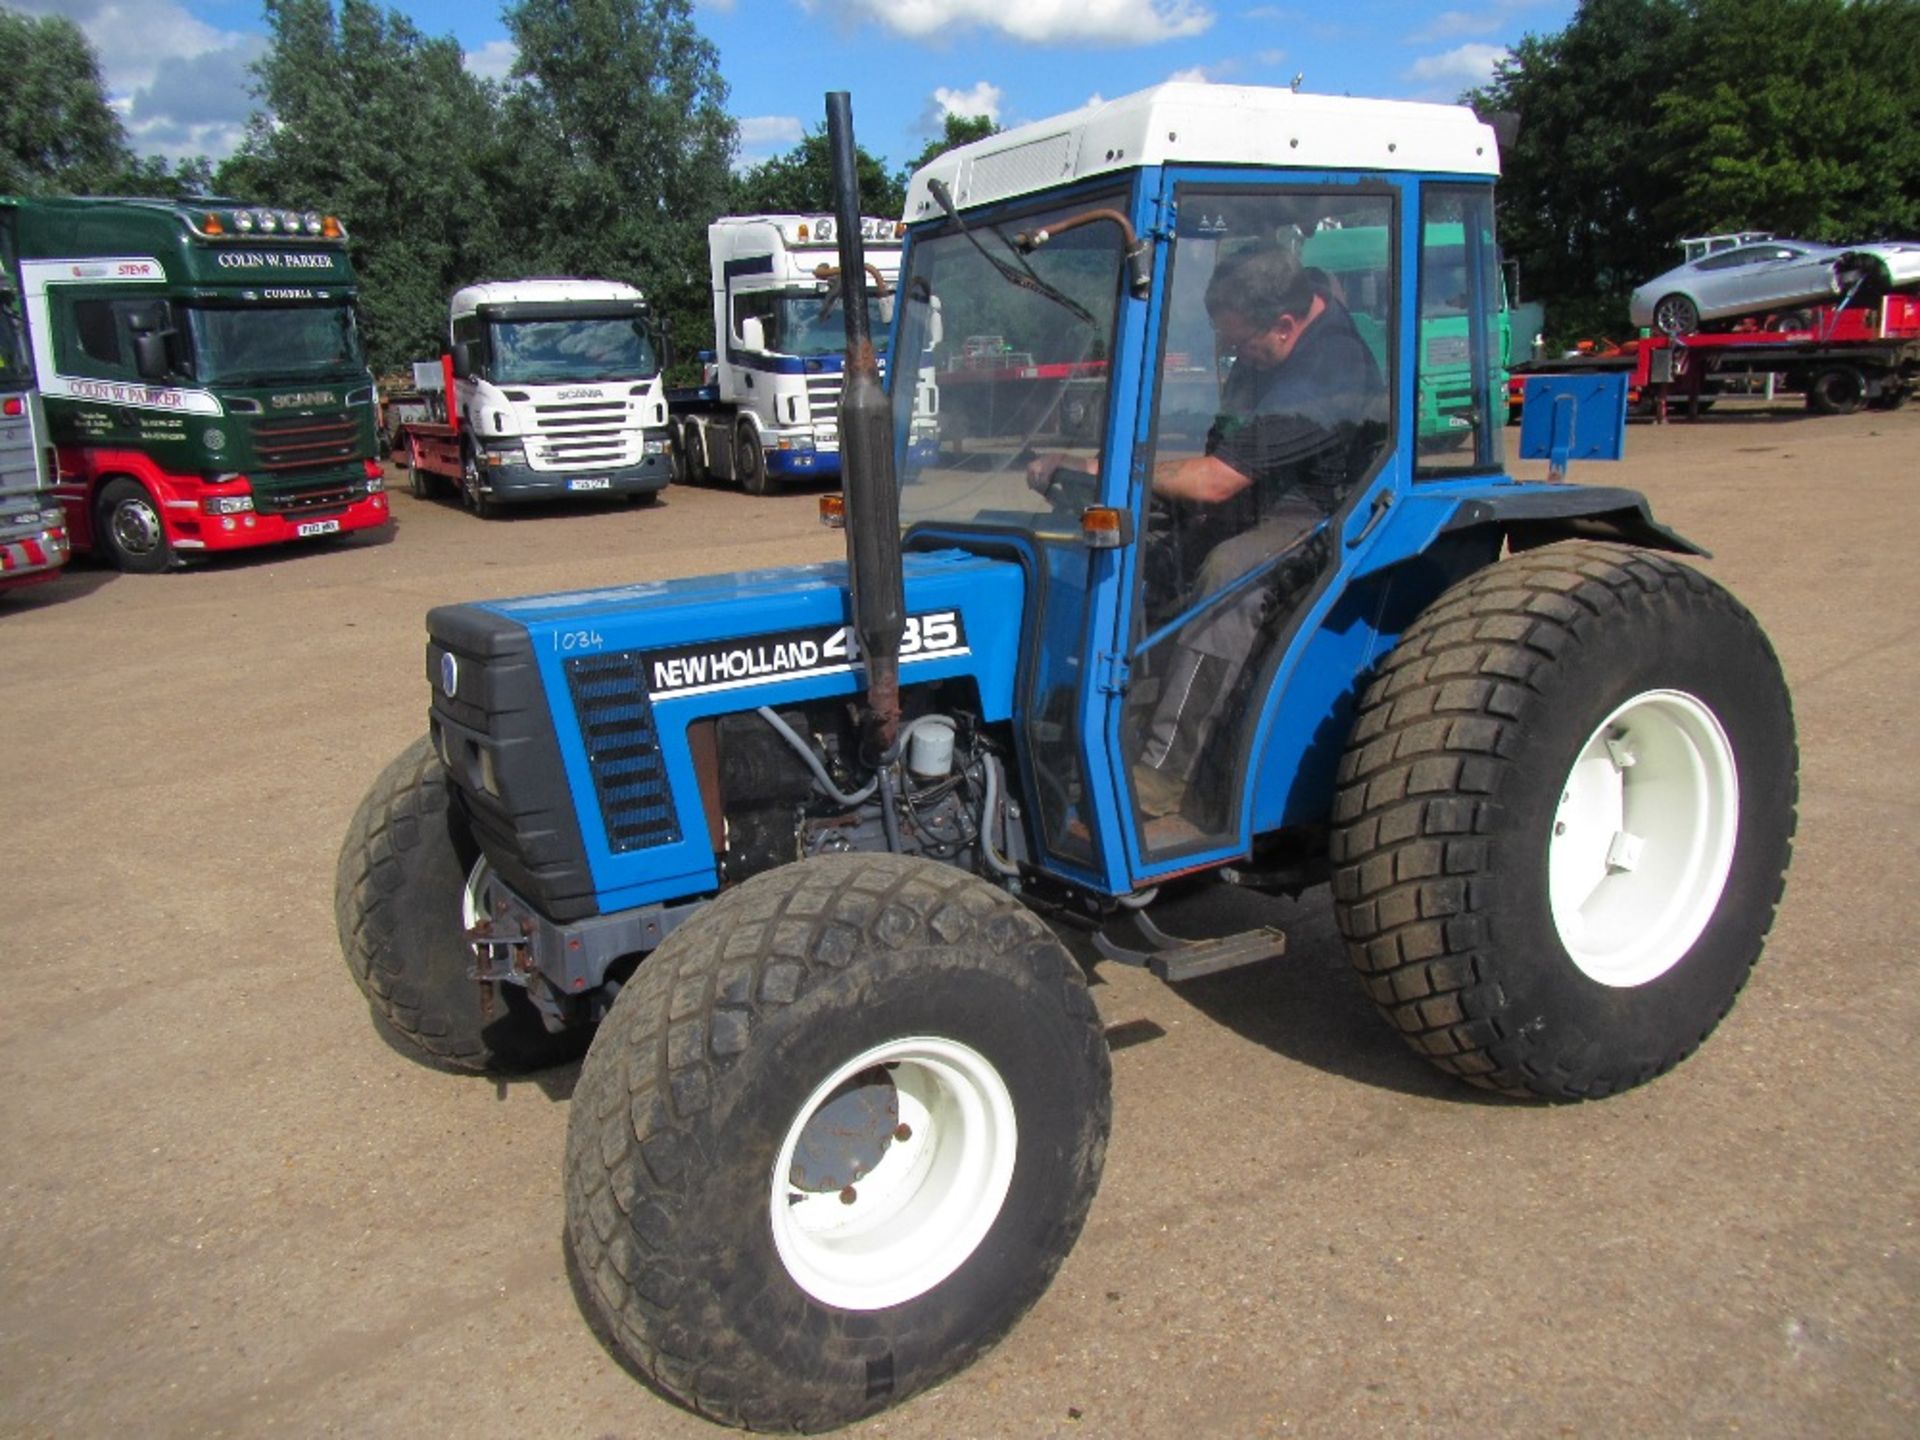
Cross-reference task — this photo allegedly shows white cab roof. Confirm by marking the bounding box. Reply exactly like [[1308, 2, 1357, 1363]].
[[451, 278, 645, 316], [904, 83, 1500, 220]]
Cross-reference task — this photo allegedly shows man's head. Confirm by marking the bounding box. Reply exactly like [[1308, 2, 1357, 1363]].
[[1205, 242, 1323, 368]]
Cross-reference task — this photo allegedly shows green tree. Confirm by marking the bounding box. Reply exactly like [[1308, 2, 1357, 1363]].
[[1467, 0, 1694, 341], [223, 0, 508, 372], [730, 127, 905, 224], [0, 7, 184, 196], [499, 0, 736, 376], [1472, 0, 1920, 341], [1650, 0, 1920, 241], [898, 112, 999, 187]]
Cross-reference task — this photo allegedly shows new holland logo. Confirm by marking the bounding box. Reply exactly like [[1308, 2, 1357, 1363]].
[[644, 610, 967, 700]]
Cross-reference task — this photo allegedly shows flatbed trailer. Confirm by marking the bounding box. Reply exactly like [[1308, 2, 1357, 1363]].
[[1513, 293, 1920, 418]]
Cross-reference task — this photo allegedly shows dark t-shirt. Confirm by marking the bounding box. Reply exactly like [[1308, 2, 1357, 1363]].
[[1204, 299, 1386, 517]]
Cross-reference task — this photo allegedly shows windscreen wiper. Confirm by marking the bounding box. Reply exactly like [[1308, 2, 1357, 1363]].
[[926, 179, 1096, 328]]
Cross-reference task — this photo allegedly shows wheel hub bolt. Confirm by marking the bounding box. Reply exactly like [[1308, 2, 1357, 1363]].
[[894, 1123, 912, 1142], [839, 1186, 858, 1205]]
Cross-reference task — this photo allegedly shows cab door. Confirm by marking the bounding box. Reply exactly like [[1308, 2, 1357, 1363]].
[[1110, 179, 1401, 872]]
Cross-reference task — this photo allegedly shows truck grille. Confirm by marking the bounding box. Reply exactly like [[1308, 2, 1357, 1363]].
[[565, 653, 680, 854], [527, 399, 637, 469], [804, 359, 885, 429], [253, 479, 364, 515], [249, 410, 361, 475]]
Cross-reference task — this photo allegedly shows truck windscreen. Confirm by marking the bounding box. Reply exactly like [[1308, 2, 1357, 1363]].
[[486, 316, 659, 384], [773, 294, 891, 359], [187, 303, 364, 385]]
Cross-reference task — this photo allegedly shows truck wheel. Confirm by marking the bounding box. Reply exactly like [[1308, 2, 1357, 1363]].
[[460, 447, 496, 518], [1330, 542, 1796, 1100], [405, 436, 433, 499], [95, 477, 173, 573], [679, 422, 708, 485], [1806, 365, 1866, 416], [734, 416, 772, 496], [334, 735, 588, 1072], [566, 853, 1111, 1429]]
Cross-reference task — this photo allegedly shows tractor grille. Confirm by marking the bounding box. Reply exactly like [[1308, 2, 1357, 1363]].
[[565, 653, 680, 854], [249, 410, 361, 475], [526, 398, 638, 470]]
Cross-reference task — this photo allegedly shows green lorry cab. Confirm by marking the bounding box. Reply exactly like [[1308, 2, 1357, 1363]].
[[0, 196, 389, 572], [1301, 218, 1512, 450]]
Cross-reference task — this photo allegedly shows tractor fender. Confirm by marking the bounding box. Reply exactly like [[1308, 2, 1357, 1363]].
[[1441, 484, 1708, 558]]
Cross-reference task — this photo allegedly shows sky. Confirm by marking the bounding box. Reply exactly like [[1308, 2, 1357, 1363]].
[[13, 0, 1579, 174]]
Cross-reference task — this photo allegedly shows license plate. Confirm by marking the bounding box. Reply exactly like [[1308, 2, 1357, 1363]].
[[297, 519, 341, 537], [568, 476, 611, 491]]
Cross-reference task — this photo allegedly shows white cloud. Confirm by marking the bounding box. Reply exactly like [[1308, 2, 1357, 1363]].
[[1405, 42, 1509, 89], [1166, 66, 1212, 83], [1408, 9, 1502, 43], [464, 40, 518, 84], [12, 0, 262, 161], [738, 115, 807, 148], [932, 82, 1003, 122], [834, 0, 1214, 45]]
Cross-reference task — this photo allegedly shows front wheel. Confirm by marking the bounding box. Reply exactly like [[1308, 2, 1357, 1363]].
[[1331, 543, 1796, 1100], [566, 853, 1111, 1429], [95, 477, 173, 573], [460, 447, 496, 518], [334, 736, 589, 1071]]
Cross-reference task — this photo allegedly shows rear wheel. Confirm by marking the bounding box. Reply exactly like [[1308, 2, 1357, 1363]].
[[95, 477, 172, 573], [1651, 293, 1699, 336], [679, 421, 708, 484], [406, 436, 433, 499], [334, 736, 588, 1072], [1331, 543, 1796, 1100], [735, 416, 771, 496], [566, 853, 1111, 1429], [1806, 365, 1866, 416]]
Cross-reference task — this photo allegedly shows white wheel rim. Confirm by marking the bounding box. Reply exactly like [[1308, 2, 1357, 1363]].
[[770, 1036, 1016, 1311], [1547, 688, 1739, 987]]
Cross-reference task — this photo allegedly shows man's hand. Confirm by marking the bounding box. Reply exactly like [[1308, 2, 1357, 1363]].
[[1025, 451, 1095, 497]]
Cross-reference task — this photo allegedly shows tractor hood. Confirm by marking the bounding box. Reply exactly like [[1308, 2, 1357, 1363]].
[[427, 549, 1027, 916]]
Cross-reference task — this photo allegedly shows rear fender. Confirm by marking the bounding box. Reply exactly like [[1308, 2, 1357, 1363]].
[[1243, 480, 1699, 837]]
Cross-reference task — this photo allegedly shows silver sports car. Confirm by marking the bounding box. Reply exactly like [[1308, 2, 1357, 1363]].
[[1630, 237, 1920, 334]]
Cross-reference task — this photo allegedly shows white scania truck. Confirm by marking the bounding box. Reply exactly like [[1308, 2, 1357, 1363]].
[[669, 215, 905, 495], [395, 278, 674, 517]]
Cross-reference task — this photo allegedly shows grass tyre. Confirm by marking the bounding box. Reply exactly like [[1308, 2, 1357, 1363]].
[[1330, 542, 1796, 1100], [95, 477, 173, 573], [334, 735, 589, 1072], [565, 853, 1111, 1430], [735, 415, 771, 496]]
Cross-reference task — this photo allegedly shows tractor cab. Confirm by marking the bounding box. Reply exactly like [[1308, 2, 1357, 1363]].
[[889, 85, 1515, 892]]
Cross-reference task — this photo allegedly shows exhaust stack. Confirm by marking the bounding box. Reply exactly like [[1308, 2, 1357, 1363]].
[[826, 91, 906, 751]]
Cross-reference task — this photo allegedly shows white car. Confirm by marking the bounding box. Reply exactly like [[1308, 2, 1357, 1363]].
[[1630, 238, 1920, 334]]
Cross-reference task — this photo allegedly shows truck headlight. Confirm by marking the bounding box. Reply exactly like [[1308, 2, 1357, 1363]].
[[201, 494, 255, 515], [644, 438, 667, 455], [486, 444, 525, 465]]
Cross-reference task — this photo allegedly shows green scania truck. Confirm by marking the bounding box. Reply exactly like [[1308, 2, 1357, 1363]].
[[0, 196, 389, 571]]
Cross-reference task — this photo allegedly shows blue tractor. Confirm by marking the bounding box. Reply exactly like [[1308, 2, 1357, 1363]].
[[336, 88, 1795, 1429]]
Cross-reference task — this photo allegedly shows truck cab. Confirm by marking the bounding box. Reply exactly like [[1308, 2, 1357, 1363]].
[[0, 265, 68, 591], [446, 279, 673, 507], [0, 197, 389, 571], [672, 214, 905, 492]]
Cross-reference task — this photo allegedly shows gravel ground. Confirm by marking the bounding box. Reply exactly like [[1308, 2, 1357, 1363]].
[[3, 399, 1916, 1438]]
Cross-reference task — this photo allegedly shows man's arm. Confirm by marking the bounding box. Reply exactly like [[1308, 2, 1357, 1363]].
[[1151, 452, 1252, 504]]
